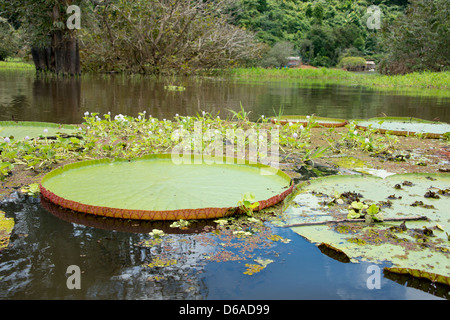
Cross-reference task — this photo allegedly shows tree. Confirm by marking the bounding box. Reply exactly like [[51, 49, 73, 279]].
[[260, 41, 296, 68], [379, 0, 450, 74], [3, 0, 83, 75], [0, 17, 20, 61], [80, 0, 263, 74]]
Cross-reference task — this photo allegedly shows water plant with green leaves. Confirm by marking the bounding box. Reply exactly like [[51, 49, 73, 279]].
[[281, 173, 450, 285]]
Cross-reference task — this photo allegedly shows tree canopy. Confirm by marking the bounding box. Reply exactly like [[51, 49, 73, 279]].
[[1, 0, 448, 75]]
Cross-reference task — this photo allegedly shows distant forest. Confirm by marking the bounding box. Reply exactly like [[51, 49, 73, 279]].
[[1, 0, 448, 75]]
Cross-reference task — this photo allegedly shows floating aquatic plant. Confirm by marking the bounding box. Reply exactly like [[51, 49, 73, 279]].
[[284, 173, 450, 285], [0, 210, 14, 252]]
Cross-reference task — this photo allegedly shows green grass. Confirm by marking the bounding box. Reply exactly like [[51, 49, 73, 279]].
[[0, 59, 34, 69], [230, 67, 450, 91]]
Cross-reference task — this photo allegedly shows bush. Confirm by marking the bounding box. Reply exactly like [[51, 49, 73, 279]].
[[0, 18, 20, 61], [260, 41, 297, 68], [337, 56, 367, 71]]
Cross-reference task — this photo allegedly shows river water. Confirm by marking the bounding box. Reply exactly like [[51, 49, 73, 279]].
[[0, 70, 449, 300], [1, 71, 449, 124]]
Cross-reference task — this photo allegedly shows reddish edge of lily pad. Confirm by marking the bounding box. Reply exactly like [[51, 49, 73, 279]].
[[271, 115, 348, 128], [384, 267, 450, 286], [39, 155, 294, 221]]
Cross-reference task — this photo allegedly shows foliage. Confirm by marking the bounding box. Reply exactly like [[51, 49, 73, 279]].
[[0, 18, 21, 61], [260, 41, 297, 68], [337, 56, 367, 70], [379, 0, 450, 74], [0, 210, 14, 252], [231, 67, 450, 90], [230, 0, 408, 67], [80, 0, 263, 74]]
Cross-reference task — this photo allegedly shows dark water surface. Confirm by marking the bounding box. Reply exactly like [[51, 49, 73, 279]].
[[1, 70, 449, 300], [0, 194, 447, 300], [1, 71, 449, 124]]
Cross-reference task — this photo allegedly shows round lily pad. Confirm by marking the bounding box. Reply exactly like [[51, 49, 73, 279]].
[[354, 117, 450, 138], [40, 154, 294, 221], [283, 173, 450, 285], [0, 121, 77, 140], [271, 115, 348, 127]]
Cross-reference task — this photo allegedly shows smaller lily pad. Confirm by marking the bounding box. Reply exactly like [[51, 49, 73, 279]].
[[0, 121, 77, 140], [283, 173, 450, 285], [271, 115, 348, 128], [0, 211, 14, 252], [354, 117, 450, 138]]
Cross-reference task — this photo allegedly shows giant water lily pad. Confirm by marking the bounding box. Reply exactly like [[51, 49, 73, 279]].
[[281, 173, 450, 285], [40, 154, 294, 221], [354, 117, 450, 138], [272, 115, 348, 127], [0, 210, 14, 252], [0, 121, 77, 140]]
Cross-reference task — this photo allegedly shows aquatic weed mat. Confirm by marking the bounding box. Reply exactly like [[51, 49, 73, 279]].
[[279, 172, 450, 285], [40, 154, 294, 221]]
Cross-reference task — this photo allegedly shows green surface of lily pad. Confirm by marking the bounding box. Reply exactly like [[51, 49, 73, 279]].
[[40, 154, 293, 220], [0, 121, 77, 140], [354, 117, 450, 138], [282, 173, 450, 284]]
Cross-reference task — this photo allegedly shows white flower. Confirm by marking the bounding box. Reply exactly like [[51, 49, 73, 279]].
[[299, 125, 304, 130], [115, 114, 125, 121], [43, 129, 48, 133], [293, 133, 298, 138], [148, 131, 153, 135], [354, 130, 358, 135], [261, 115, 265, 118], [24, 136, 30, 140], [4, 137, 10, 143], [84, 111, 89, 116], [306, 115, 310, 119], [175, 113, 179, 117], [365, 138, 370, 143]]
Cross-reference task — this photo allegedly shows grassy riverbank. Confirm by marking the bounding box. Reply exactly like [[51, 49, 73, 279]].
[[2, 59, 450, 92], [230, 67, 450, 90], [0, 60, 34, 71]]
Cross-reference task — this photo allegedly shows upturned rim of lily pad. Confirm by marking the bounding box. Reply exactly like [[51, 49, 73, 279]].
[[270, 115, 348, 127], [353, 116, 450, 139], [40, 154, 294, 221]]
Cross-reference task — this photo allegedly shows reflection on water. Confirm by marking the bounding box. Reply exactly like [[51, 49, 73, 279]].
[[1, 71, 449, 125], [0, 193, 447, 300]]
